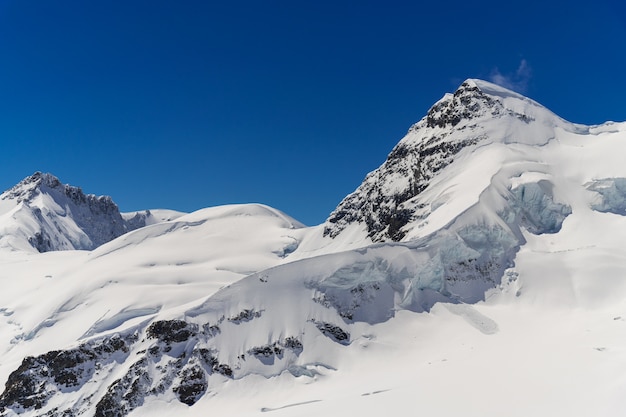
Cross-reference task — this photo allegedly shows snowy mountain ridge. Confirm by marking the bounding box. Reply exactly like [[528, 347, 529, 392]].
[[2, 80, 626, 417], [0, 172, 179, 253]]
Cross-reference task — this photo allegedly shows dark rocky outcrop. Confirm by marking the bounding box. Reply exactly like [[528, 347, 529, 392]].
[[173, 364, 207, 406], [313, 321, 350, 345], [0, 317, 237, 416], [323, 81, 496, 243], [0, 335, 132, 415], [228, 309, 262, 324], [146, 320, 198, 344]]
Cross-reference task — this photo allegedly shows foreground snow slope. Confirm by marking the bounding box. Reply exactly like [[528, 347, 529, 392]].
[[2, 80, 626, 416]]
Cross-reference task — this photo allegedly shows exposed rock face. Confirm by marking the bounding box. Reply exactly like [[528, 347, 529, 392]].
[[146, 319, 198, 343], [323, 80, 533, 242], [0, 314, 308, 416], [0, 335, 133, 415], [0, 319, 234, 416], [313, 321, 350, 345], [0, 172, 150, 252], [424, 81, 503, 128]]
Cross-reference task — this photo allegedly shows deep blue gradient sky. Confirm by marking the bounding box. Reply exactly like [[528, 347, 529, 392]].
[[1, 0, 625, 225]]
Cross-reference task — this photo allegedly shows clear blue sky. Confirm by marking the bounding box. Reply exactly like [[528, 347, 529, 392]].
[[1, 0, 625, 225]]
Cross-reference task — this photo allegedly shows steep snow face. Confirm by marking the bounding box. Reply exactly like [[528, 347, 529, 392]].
[[323, 79, 581, 244], [0, 172, 177, 252]]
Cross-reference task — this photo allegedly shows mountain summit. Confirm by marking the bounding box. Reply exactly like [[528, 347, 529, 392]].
[[324, 79, 580, 243], [0, 172, 157, 252]]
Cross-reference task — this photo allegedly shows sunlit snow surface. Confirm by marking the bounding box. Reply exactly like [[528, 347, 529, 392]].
[[2, 80, 626, 416]]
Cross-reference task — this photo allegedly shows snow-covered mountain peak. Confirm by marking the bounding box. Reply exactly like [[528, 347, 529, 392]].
[[0, 173, 159, 252], [323, 79, 586, 244], [421, 79, 507, 129], [1, 172, 62, 204], [1, 172, 118, 212], [417, 78, 571, 135]]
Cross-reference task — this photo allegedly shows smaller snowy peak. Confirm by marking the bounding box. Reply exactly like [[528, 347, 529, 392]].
[[2, 172, 118, 216], [0, 172, 159, 252]]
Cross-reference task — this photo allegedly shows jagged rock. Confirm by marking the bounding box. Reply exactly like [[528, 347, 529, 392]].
[[0, 335, 132, 415], [0, 316, 234, 416], [425, 81, 501, 128], [283, 337, 303, 353], [228, 309, 262, 324], [173, 363, 207, 406], [314, 321, 350, 344], [94, 358, 152, 417], [248, 344, 283, 358], [246, 338, 304, 365], [212, 363, 233, 377], [202, 323, 221, 338], [247, 343, 284, 365], [146, 320, 198, 343]]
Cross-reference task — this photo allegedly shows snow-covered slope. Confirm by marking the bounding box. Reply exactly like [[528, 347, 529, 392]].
[[0, 172, 181, 252], [2, 80, 626, 417]]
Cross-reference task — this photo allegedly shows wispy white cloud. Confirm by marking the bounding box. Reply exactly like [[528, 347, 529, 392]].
[[489, 59, 532, 93]]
